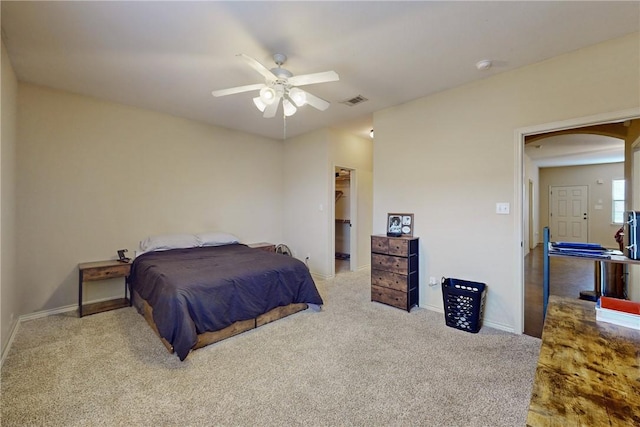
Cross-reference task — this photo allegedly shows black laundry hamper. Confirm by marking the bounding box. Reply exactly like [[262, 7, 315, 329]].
[[441, 277, 487, 333]]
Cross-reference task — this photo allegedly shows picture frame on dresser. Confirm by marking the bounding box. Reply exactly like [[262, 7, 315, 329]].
[[387, 213, 413, 237]]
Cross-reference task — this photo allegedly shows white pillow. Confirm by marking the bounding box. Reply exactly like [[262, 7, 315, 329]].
[[139, 233, 200, 253], [196, 231, 239, 247]]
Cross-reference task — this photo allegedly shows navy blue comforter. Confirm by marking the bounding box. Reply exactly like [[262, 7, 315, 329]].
[[128, 244, 323, 360]]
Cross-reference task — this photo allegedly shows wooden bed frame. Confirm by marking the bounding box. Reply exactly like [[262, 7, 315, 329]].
[[132, 289, 308, 355]]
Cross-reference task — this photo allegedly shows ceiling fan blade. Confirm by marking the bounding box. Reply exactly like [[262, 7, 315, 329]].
[[302, 90, 330, 111], [288, 71, 339, 87], [238, 54, 277, 81], [212, 83, 265, 97], [263, 98, 280, 118]]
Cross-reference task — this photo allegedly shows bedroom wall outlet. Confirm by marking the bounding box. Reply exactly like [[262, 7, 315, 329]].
[[429, 277, 437, 286]]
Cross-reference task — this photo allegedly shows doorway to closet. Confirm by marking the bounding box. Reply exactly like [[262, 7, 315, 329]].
[[335, 167, 355, 273]]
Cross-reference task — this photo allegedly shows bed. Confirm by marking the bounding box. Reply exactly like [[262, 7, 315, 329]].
[[128, 234, 323, 361]]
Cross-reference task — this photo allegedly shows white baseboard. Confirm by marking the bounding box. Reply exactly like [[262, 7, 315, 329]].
[[1, 296, 125, 367], [1, 318, 20, 366], [311, 272, 332, 281], [19, 303, 77, 322], [421, 305, 516, 334], [480, 319, 515, 334]]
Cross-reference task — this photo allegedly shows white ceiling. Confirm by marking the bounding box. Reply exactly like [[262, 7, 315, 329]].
[[2, 1, 639, 142]]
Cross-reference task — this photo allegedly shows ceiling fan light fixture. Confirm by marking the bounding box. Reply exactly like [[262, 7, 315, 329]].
[[288, 87, 306, 107], [259, 87, 276, 104], [253, 97, 267, 112], [282, 98, 297, 117], [212, 53, 339, 120]]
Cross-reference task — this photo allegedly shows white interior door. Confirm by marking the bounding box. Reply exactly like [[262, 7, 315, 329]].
[[549, 185, 589, 242]]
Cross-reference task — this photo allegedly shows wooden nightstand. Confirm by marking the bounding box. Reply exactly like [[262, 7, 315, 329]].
[[247, 242, 276, 252], [78, 260, 131, 317]]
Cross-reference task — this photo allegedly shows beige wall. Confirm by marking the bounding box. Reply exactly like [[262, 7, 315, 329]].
[[329, 129, 374, 272], [539, 163, 624, 248], [1, 40, 19, 354], [373, 32, 640, 332], [283, 128, 373, 278], [283, 130, 329, 275], [624, 119, 640, 205], [523, 154, 540, 253], [16, 84, 284, 314]]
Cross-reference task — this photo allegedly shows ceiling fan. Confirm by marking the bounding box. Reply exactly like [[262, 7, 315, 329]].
[[212, 53, 339, 118]]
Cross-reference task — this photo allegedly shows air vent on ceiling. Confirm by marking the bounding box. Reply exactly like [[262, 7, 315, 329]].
[[340, 95, 368, 107]]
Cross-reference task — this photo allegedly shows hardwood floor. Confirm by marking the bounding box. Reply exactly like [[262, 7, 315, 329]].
[[524, 245, 595, 338]]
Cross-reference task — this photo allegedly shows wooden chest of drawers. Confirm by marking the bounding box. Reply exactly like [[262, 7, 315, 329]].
[[371, 235, 419, 311]]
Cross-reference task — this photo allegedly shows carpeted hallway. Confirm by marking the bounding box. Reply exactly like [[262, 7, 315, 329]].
[[1, 269, 541, 426]]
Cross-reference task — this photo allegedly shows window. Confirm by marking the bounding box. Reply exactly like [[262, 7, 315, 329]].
[[612, 179, 625, 224]]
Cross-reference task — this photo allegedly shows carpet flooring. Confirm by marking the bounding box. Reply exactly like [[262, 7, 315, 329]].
[[1, 269, 541, 426]]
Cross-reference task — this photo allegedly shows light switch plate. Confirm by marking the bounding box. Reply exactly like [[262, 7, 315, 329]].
[[496, 202, 510, 214]]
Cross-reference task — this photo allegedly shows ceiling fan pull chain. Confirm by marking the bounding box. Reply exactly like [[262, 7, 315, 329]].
[[283, 113, 287, 140]]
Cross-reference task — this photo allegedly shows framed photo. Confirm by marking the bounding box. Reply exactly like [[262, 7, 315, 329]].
[[387, 213, 414, 237]]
